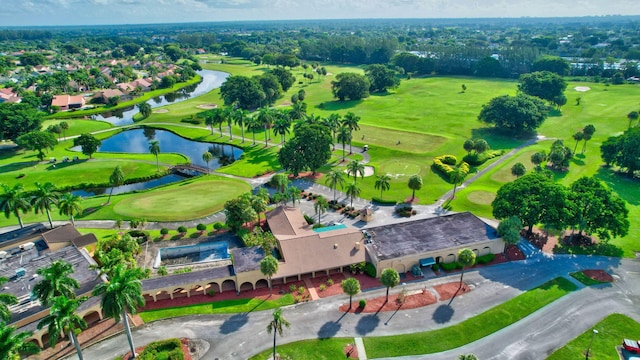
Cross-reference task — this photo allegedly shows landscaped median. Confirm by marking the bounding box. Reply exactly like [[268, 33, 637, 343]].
[[248, 338, 356, 360], [139, 295, 295, 323]]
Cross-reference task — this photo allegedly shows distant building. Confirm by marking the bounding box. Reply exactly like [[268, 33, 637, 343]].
[[51, 94, 85, 110]]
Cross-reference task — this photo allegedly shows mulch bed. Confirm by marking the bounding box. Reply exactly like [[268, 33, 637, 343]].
[[290, 171, 323, 180], [122, 338, 192, 360], [582, 269, 614, 283], [344, 343, 359, 359], [403, 196, 420, 204], [434, 281, 471, 301], [505, 244, 526, 261]]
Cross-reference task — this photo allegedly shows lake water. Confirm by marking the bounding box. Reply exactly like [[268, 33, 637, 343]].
[[71, 173, 187, 197], [92, 70, 228, 126]]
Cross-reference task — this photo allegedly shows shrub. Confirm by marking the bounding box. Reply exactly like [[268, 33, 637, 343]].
[[431, 264, 440, 272], [160, 228, 169, 235], [371, 197, 397, 205], [364, 262, 377, 277], [326, 278, 334, 286], [476, 253, 495, 264], [208, 290, 216, 297], [359, 299, 367, 308], [177, 226, 187, 233], [196, 223, 206, 231], [138, 338, 183, 360], [312, 223, 325, 229], [303, 214, 315, 225], [213, 222, 225, 230], [128, 229, 150, 238], [289, 284, 297, 293], [440, 262, 458, 271], [157, 266, 168, 276], [297, 286, 305, 295], [173, 267, 192, 274], [463, 150, 502, 166], [319, 284, 326, 292], [431, 155, 471, 183]]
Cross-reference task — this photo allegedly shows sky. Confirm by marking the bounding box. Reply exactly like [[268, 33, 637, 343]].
[[0, 0, 638, 27]]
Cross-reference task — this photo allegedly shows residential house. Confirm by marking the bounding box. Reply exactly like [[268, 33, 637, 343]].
[[0, 88, 21, 103], [51, 94, 85, 110]]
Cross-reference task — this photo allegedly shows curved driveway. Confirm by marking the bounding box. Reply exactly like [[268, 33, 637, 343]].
[[72, 254, 640, 360]]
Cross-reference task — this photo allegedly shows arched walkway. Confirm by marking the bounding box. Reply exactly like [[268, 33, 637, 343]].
[[255, 279, 269, 289], [221, 279, 236, 292]]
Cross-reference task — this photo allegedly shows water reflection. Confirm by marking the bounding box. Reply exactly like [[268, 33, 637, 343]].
[[71, 174, 187, 197]]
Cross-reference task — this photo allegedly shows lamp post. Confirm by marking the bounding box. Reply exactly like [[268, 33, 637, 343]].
[[585, 329, 598, 359]]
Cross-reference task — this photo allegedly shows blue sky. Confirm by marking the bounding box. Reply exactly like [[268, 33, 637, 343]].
[[0, 0, 637, 27]]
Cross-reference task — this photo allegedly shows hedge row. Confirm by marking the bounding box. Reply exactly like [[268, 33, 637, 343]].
[[463, 150, 503, 166], [138, 338, 184, 360], [431, 155, 470, 183], [371, 197, 397, 205]]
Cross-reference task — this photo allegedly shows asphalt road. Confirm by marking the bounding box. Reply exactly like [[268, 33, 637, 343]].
[[70, 254, 640, 360]]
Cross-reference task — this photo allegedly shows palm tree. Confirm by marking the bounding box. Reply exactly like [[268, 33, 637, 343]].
[[450, 165, 466, 198], [266, 308, 290, 360], [341, 277, 360, 309], [380, 268, 400, 303], [342, 112, 360, 154], [581, 124, 596, 154], [627, 111, 638, 129], [0, 277, 17, 323], [256, 106, 275, 147], [58, 192, 83, 226], [287, 186, 302, 208], [314, 196, 329, 224], [289, 101, 307, 122], [107, 166, 125, 204], [374, 174, 391, 200], [251, 193, 268, 225], [407, 175, 423, 201], [234, 108, 247, 143], [456, 248, 476, 294], [204, 110, 216, 135], [0, 325, 40, 359], [37, 296, 87, 360], [322, 113, 341, 150], [271, 173, 289, 193], [337, 126, 351, 162], [137, 102, 151, 119], [345, 182, 361, 208], [260, 255, 279, 295], [202, 151, 213, 174], [148, 140, 160, 171], [347, 160, 365, 185], [92, 264, 146, 359], [246, 114, 263, 145], [272, 116, 291, 144], [59, 121, 69, 140], [212, 108, 226, 137], [31, 182, 60, 229], [0, 184, 31, 229], [33, 260, 80, 306], [572, 131, 584, 153], [223, 106, 235, 141], [325, 170, 346, 202]]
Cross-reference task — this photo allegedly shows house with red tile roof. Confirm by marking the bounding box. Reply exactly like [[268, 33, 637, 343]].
[[51, 94, 85, 110]]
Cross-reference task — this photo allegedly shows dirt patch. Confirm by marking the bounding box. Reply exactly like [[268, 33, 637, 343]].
[[290, 171, 323, 181], [505, 244, 526, 260], [344, 343, 358, 359], [582, 269, 614, 283], [339, 288, 438, 313], [522, 228, 559, 253], [196, 104, 218, 110], [153, 109, 169, 113], [312, 274, 348, 298], [403, 196, 420, 204], [434, 281, 470, 301]]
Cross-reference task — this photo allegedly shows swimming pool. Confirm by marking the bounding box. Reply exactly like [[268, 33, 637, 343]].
[[154, 241, 230, 268]]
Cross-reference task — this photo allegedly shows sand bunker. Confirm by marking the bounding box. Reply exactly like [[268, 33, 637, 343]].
[[153, 109, 169, 113], [344, 166, 375, 177], [574, 86, 591, 92], [196, 104, 218, 110]]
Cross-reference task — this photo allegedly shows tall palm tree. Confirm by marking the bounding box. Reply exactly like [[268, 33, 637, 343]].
[[107, 166, 125, 204], [31, 182, 60, 229], [260, 255, 279, 295], [342, 112, 361, 154], [33, 260, 80, 306], [92, 264, 146, 359], [408, 175, 423, 201], [289, 101, 307, 122], [272, 116, 291, 144], [59, 121, 69, 140], [234, 108, 248, 143], [341, 277, 360, 309], [246, 115, 263, 145], [204, 110, 216, 135], [148, 140, 160, 171], [374, 174, 392, 200], [256, 106, 275, 147], [211, 108, 225, 137], [337, 126, 351, 162], [223, 106, 235, 141], [266, 308, 290, 360], [325, 170, 346, 202], [287, 186, 302, 208], [0, 184, 31, 229], [322, 113, 342, 150], [456, 248, 476, 296], [37, 296, 87, 360], [314, 196, 329, 223], [0, 277, 17, 323], [345, 182, 361, 208], [347, 160, 365, 185], [58, 192, 83, 226], [202, 151, 213, 174], [0, 325, 40, 359]]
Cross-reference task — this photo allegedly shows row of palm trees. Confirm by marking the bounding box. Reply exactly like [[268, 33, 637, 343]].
[[0, 182, 83, 229]]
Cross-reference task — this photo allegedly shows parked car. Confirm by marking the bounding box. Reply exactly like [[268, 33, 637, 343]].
[[623, 339, 640, 353]]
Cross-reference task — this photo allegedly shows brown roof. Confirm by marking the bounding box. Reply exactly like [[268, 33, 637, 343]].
[[95, 89, 123, 98], [41, 224, 82, 244], [72, 233, 98, 248], [266, 206, 310, 237]]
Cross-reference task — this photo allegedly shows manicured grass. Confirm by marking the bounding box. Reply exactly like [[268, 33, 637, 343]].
[[41, 119, 113, 138], [139, 294, 295, 322], [363, 277, 577, 358], [569, 271, 609, 286], [548, 313, 640, 360], [248, 338, 354, 360]]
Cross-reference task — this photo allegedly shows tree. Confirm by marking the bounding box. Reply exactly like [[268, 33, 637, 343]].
[[365, 64, 400, 93], [92, 264, 146, 359], [337, 126, 352, 162], [323, 113, 342, 150], [219, 75, 265, 110], [581, 124, 596, 154], [518, 71, 567, 103], [0, 184, 31, 229], [251, 191, 268, 225], [450, 164, 467, 197], [511, 163, 526, 177], [271, 173, 289, 193], [260, 255, 279, 295], [478, 94, 548, 135], [572, 131, 585, 153], [347, 160, 365, 184], [287, 186, 302, 207], [272, 115, 291, 145], [567, 177, 629, 241], [331, 72, 370, 101], [137, 102, 151, 119], [148, 140, 160, 171], [341, 277, 361, 309], [37, 296, 87, 360], [473, 139, 489, 155], [497, 216, 522, 249], [0, 277, 17, 323], [457, 248, 476, 293], [224, 194, 257, 231], [342, 112, 361, 154], [278, 123, 332, 176], [16, 131, 57, 161], [59, 121, 69, 140], [600, 127, 640, 173], [31, 182, 60, 229], [246, 114, 263, 145], [627, 111, 639, 129], [107, 166, 125, 204], [269, 67, 295, 91], [492, 174, 568, 234], [463, 139, 475, 154], [266, 308, 290, 360], [548, 139, 572, 170], [345, 182, 361, 208], [256, 106, 275, 147], [530, 151, 547, 170], [532, 55, 570, 76], [553, 94, 567, 110], [33, 260, 80, 307], [314, 195, 329, 224], [73, 133, 102, 159], [58, 192, 83, 226], [0, 325, 40, 359], [325, 170, 346, 202], [380, 268, 400, 302], [202, 151, 213, 174], [408, 175, 423, 201], [0, 103, 43, 141], [374, 174, 391, 200]]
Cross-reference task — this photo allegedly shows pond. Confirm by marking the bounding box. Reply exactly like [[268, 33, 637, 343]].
[[93, 70, 228, 126], [86, 128, 243, 168], [71, 174, 187, 197]]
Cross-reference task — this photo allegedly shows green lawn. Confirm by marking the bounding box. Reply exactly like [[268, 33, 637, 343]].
[[41, 119, 113, 138], [364, 277, 577, 358], [548, 313, 640, 360], [569, 271, 609, 286], [248, 338, 354, 360], [139, 294, 295, 322]]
